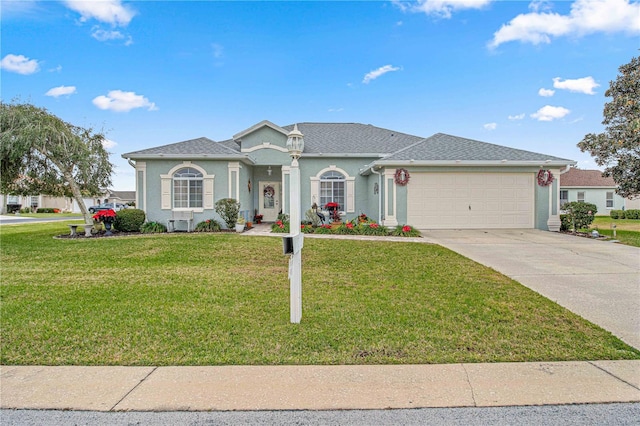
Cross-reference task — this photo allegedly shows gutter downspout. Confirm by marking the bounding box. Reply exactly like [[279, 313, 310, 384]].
[[370, 166, 383, 224]]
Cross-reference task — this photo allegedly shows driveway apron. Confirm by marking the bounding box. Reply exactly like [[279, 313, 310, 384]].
[[425, 229, 640, 350]]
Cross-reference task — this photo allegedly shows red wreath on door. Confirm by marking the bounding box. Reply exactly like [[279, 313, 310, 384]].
[[537, 169, 554, 186], [394, 168, 410, 186]]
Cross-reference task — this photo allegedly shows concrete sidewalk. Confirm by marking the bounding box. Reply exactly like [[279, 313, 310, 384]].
[[1, 361, 639, 411]]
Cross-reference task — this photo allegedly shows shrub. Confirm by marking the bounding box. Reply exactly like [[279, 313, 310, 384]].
[[301, 224, 314, 234], [360, 222, 389, 236], [271, 219, 290, 233], [19, 207, 32, 214], [114, 208, 146, 232], [625, 209, 640, 220], [305, 209, 323, 227], [390, 225, 420, 237], [195, 219, 221, 232], [215, 198, 241, 229], [563, 202, 597, 231], [610, 210, 624, 219], [560, 214, 571, 232], [313, 224, 333, 234], [334, 222, 357, 235], [36, 207, 56, 213], [140, 221, 167, 233]]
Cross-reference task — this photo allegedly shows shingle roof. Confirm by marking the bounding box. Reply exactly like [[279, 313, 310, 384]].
[[279, 123, 424, 155], [560, 168, 617, 187], [123, 137, 243, 158], [378, 133, 574, 163]]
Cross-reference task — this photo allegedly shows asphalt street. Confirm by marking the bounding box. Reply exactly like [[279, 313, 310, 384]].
[[2, 404, 640, 425]]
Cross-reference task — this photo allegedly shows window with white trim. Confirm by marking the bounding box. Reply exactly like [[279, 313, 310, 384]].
[[606, 191, 614, 208], [560, 190, 568, 208], [319, 171, 345, 210], [577, 191, 585, 203], [173, 167, 203, 208]]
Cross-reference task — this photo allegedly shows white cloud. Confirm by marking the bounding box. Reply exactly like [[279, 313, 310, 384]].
[[92, 90, 158, 112], [49, 65, 63, 73], [0, 54, 40, 74], [102, 138, 117, 149], [483, 122, 497, 130], [394, 0, 492, 19], [489, 0, 640, 48], [328, 108, 344, 112], [92, 27, 125, 41], [508, 113, 525, 120], [45, 86, 77, 98], [64, 0, 136, 26], [553, 76, 599, 94], [363, 65, 401, 84], [538, 88, 555, 97], [531, 105, 570, 121]]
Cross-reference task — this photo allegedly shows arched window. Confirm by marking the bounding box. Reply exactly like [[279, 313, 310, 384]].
[[173, 167, 203, 208], [320, 170, 345, 210]]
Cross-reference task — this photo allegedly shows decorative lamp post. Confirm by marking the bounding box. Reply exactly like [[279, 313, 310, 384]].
[[286, 124, 304, 323]]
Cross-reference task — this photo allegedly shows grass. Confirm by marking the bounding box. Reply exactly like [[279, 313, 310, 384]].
[[589, 216, 640, 247], [1, 222, 638, 366], [8, 212, 82, 218]]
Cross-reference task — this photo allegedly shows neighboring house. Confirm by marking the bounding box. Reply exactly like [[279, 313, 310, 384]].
[[559, 168, 629, 215], [122, 121, 575, 231], [1, 190, 136, 214]]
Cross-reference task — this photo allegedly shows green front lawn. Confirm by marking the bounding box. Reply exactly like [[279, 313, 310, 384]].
[[590, 216, 640, 247], [1, 222, 637, 365]]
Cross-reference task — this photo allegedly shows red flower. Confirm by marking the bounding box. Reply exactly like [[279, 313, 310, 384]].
[[92, 209, 116, 222], [346, 222, 354, 229], [301, 224, 306, 229], [370, 223, 379, 228], [325, 202, 339, 209], [402, 225, 411, 232]]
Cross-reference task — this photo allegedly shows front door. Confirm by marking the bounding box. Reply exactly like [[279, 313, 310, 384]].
[[259, 181, 280, 222]]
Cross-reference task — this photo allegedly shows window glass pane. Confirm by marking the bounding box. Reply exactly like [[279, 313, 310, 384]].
[[606, 192, 614, 208], [577, 192, 585, 202], [173, 167, 203, 208]]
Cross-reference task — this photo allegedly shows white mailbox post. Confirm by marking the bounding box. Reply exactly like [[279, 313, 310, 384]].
[[286, 124, 304, 324]]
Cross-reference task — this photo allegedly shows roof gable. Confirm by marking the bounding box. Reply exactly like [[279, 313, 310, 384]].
[[233, 120, 288, 141], [560, 168, 617, 187]]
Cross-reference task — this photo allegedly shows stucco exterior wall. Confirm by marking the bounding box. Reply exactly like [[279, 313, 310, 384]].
[[561, 187, 625, 215]]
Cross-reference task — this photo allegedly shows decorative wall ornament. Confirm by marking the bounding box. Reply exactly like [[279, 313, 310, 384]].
[[248, 179, 252, 192], [374, 182, 379, 194], [394, 168, 410, 186], [537, 169, 554, 187]]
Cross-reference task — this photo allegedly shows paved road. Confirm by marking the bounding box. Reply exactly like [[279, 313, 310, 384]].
[[426, 229, 640, 349], [3, 403, 640, 425], [0, 215, 83, 225]]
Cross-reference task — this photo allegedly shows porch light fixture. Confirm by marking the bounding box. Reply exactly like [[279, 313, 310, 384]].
[[286, 124, 305, 160], [267, 166, 272, 176]]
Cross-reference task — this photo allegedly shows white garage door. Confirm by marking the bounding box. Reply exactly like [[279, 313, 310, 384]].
[[407, 172, 534, 229]]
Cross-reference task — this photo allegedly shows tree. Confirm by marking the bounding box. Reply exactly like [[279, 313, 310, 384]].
[[578, 55, 640, 199], [0, 101, 113, 224]]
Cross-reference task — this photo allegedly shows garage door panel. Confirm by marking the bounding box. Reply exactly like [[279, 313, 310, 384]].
[[407, 172, 534, 229]]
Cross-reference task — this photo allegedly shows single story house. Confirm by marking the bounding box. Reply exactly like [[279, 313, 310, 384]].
[[122, 121, 576, 231], [560, 168, 639, 214]]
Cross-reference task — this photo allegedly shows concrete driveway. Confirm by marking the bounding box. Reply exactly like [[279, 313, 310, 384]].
[[425, 229, 640, 350]]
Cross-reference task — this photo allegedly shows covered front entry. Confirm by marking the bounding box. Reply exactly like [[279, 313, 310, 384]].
[[259, 181, 281, 222], [407, 172, 534, 229]]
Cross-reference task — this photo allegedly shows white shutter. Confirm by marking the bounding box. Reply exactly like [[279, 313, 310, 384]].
[[161, 177, 171, 210], [204, 177, 214, 209], [346, 179, 355, 212]]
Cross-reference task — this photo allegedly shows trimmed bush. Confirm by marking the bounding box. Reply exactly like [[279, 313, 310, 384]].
[[114, 208, 145, 232], [560, 214, 571, 232], [195, 219, 221, 232], [610, 210, 625, 219], [563, 201, 597, 231], [625, 209, 640, 219], [215, 198, 240, 229], [140, 221, 167, 233], [36, 207, 56, 213]]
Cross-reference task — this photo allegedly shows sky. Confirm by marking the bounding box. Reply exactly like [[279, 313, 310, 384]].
[[1, 0, 639, 191]]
